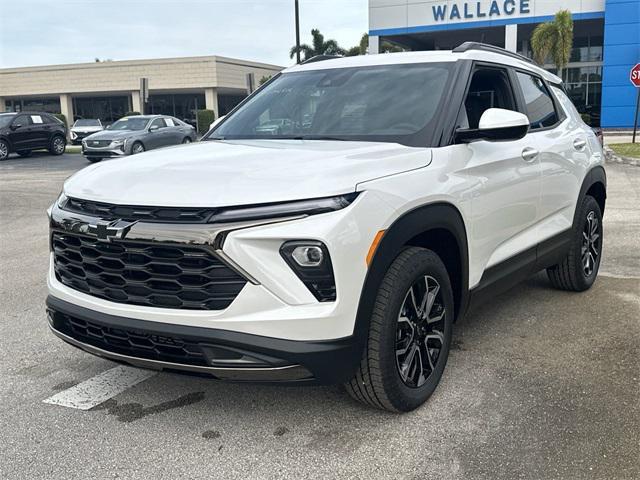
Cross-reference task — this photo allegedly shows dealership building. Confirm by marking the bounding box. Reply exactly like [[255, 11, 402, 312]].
[[0, 56, 282, 126], [369, 0, 640, 128]]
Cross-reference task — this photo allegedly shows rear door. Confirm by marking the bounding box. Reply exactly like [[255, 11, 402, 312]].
[[452, 64, 542, 284], [28, 114, 51, 148], [163, 117, 183, 144], [513, 71, 586, 242]]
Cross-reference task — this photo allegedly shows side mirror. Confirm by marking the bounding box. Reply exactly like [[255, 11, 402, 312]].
[[455, 108, 529, 143], [10, 123, 22, 130], [149, 125, 160, 132]]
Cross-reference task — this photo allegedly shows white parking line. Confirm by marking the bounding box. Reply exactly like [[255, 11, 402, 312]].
[[44, 366, 157, 410]]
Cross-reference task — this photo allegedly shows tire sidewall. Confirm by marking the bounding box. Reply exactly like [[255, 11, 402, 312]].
[[378, 249, 454, 411], [131, 142, 144, 154]]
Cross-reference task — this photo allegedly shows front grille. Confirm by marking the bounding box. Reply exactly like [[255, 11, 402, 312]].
[[62, 197, 217, 223], [52, 310, 209, 366], [86, 139, 111, 147], [52, 232, 246, 310]]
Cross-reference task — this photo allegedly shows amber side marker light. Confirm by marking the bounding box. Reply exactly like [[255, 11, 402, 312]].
[[366, 230, 386, 266]]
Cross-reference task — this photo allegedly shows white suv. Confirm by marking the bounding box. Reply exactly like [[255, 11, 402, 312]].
[[47, 43, 606, 412]]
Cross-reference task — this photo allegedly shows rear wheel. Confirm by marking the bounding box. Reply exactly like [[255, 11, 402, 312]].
[[17, 150, 32, 158], [131, 141, 145, 154], [182, 137, 192, 144], [49, 135, 66, 155], [345, 247, 453, 412], [0, 140, 9, 160], [547, 195, 603, 291]]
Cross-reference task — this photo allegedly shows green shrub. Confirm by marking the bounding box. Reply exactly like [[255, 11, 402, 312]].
[[52, 113, 67, 128], [196, 109, 216, 134], [124, 111, 141, 116], [580, 113, 591, 125]]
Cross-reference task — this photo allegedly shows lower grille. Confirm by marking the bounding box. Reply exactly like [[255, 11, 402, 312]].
[[86, 139, 111, 147], [52, 232, 246, 310], [52, 310, 209, 366]]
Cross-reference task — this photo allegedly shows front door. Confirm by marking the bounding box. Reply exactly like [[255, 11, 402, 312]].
[[9, 114, 37, 150], [452, 65, 542, 287]]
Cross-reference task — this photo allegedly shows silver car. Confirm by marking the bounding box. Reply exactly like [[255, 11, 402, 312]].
[[82, 115, 196, 163]]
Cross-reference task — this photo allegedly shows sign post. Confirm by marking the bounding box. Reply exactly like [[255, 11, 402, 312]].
[[630, 63, 640, 143]]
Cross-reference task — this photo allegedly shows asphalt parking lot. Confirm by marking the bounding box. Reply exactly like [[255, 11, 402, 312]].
[[1, 152, 638, 479]]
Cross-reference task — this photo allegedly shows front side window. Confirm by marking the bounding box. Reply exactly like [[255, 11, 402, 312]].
[[209, 63, 453, 146], [516, 72, 559, 129], [13, 115, 31, 127], [458, 67, 516, 129], [150, 118, 165, 129], [109, 117, 149, 131]]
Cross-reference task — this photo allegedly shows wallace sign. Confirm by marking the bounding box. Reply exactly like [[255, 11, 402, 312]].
[[432, 0, 530, 21]]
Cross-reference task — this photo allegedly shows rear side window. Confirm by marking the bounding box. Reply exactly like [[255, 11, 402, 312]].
[[515, 72, 559, 129]]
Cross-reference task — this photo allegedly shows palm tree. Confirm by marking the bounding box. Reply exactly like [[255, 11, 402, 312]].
[[345, 33, 406, 56], [290, 29, 346, 62], [531, 10, 573, 77]]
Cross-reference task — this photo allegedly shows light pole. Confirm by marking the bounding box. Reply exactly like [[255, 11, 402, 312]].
[[295, 0, 301, 64]]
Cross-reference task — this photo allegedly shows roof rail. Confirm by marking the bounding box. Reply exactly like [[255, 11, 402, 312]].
[[300, 54, 342, 65], [453, 42, 536, 65]]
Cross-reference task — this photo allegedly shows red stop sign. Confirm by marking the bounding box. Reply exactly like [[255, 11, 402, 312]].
[[631, 63, 640, 87]]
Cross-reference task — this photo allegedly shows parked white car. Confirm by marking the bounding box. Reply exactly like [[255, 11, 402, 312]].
[[70, 119, 103, 145], [47, 43, 606, 412]]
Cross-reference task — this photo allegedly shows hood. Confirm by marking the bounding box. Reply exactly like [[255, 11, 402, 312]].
[[84, 130, 136, 141], [71, 126, 103, 133], [64, 139, 431, 207]]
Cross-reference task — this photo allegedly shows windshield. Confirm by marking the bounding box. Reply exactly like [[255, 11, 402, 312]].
[[74, 119, 101, 127], [209, 63, 452, 146], [0, 114, 14, 128], [109, 117, 149, 131]]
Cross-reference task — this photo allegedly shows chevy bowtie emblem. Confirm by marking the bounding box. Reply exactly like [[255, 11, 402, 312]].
[[87, 219, 137, 242]]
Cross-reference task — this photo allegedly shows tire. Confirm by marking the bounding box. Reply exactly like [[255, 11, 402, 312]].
[[17, 150, 32, 158], [0, 140, 9, 161], [182, 137, 192, 144], [131, 141, 145, 154], [547, 195, 603, 292], [49, 135, 66, 155], [87, 157, 103, 163], [345, 247, 454, 412]]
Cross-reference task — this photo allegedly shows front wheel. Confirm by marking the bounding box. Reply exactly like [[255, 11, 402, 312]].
[[0, 140, 9, 160], [131, 141, 145, 154], [49, 136, 66, 155], [345, 247, 454, 412], [547, 195, 603, 291]]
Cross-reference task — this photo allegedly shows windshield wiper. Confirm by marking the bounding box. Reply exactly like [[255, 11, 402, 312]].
[[289, 136, 347, 141]]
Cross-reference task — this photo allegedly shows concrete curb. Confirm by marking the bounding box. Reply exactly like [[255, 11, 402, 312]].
[[603, 145, 640, 167]]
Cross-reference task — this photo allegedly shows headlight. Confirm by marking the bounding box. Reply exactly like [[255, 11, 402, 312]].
[[111, 139, 124, 147], [208, 193, 358, 223]]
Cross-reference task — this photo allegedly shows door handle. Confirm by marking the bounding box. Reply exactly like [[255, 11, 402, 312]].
[[573, 138, 586, 150], [521, 147, 539, 162]]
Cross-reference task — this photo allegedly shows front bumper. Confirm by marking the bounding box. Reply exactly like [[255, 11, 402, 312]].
[[47, 192, 396, 382], [82, 143, 127, 159], [47, 295, 358, 384]]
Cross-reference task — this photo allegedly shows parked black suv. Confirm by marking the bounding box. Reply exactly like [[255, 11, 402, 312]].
[[0, 112, 67, 160]]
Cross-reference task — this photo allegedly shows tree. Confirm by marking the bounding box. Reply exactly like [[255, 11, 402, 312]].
[[259, 75, 272, 85], [344, 33, 406, 56], [531, 10, 573, 76], [290, 29, 346, 61]]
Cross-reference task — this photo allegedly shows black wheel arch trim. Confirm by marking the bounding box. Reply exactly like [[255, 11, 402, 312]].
[[349, 202, 470, 376], [576, 165, 606, 223]]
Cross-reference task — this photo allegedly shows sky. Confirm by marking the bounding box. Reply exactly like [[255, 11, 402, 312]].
[[0, 0, 368, 68]]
